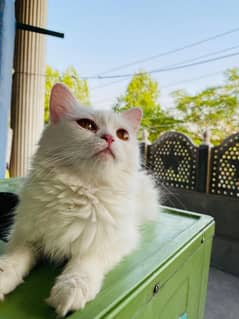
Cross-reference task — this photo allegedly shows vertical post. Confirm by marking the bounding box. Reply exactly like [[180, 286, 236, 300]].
[[196, 129, 211, 193], [0, 0, 15, 178], [197, 145, 209, 192], [10, 0, 47, 176]]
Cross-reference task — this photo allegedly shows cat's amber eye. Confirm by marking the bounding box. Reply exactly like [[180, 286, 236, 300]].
[[117, 128, 129, 141], [76, 118, 98, 132]]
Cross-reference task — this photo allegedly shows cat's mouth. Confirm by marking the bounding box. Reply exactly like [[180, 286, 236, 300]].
[[95, 147, 115, 159]]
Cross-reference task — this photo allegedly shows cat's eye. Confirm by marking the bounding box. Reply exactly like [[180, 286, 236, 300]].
[[117, 128, 129, 141], [76, 118, 98, 132]]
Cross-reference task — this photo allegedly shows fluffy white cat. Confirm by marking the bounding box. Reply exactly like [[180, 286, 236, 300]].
[[0, 83, 159, 316]]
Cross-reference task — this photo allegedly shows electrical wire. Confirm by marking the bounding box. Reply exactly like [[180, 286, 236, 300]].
[[161, 71, 223, 89], [97, 27, 239, 75], [90, 45, 239, 90], [91, 70, 228, 106], [91, 78, 129, 90], [82, 50, 239, 80], [154, 44, 239, 71]]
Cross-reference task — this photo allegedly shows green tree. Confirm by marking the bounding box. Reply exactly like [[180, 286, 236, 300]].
[[171, 68, 239, 145], [44, 65, 90, 123], [113, 72, 179, 141]]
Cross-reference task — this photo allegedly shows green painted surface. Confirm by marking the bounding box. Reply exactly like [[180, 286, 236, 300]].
[[0, 178, 215, 318]]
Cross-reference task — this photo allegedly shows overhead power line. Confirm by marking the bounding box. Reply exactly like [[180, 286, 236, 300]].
[[156, 44, 239, 70], [83, 50, 239, 80], [91, 78, 129, 90], [98, 27, 239, 75], [91, 44, 239, 90], [91, 71, 224, 106], [161, 71, 223, 89]]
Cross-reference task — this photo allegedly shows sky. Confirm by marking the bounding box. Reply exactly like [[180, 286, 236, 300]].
[[46, 0, 239, 110]]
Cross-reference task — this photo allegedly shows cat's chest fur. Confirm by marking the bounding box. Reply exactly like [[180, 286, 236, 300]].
[[18, 172, 139, 260]]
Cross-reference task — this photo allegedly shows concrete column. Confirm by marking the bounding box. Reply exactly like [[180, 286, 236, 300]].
[[10, 0, 47, 176]]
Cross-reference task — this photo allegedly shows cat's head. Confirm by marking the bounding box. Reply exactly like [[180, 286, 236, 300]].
[[37, 83, 142, 181]]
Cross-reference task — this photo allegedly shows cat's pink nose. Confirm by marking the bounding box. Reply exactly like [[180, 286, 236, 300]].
[[102, 134, 115, 145]]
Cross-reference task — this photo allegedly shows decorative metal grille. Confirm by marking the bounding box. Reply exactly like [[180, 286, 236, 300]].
[[209, 133, 239, 197], [146, 132, 198, 190]]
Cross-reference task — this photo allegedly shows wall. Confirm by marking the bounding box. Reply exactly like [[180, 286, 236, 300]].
[[162, 187, 239, 276], [0, 0, 15, 177], [143, 131, 239, 276]]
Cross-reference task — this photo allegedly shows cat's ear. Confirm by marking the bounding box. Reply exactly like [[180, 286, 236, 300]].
[[121, 108, 143, 131], [50, 83, 78, 124]]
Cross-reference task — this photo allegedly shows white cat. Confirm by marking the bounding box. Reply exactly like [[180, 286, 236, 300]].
[[0, 83, 159, 316]]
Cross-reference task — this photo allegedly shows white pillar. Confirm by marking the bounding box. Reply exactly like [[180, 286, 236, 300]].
[[10, 0, 47, 176]]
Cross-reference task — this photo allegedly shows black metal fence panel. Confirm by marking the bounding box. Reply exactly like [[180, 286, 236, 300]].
[[209, 132, 239, 198], [146, 132, 199, 191], [144, 131, 239, 198]]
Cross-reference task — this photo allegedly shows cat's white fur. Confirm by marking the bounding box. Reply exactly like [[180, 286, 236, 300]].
[[0, 84, 159, 316]]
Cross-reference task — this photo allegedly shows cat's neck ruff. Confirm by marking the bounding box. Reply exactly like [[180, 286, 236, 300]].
[[31, 159, 137, 193]]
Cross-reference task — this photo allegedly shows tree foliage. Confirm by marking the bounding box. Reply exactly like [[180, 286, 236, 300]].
[[171, 68, 239, 144], [44, 66, 239, 145], [113, 72, 179, 141], [44, 66, 90, 123]]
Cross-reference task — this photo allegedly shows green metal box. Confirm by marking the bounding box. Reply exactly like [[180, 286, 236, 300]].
[[0, 179, 214, 319]]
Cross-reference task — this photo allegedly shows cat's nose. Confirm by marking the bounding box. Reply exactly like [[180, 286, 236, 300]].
[[101, 134, 115, 145]]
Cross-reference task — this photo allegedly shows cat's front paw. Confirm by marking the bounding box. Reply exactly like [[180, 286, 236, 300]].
[[46, 273, 101, 317], [0, 257, 23, 300]]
